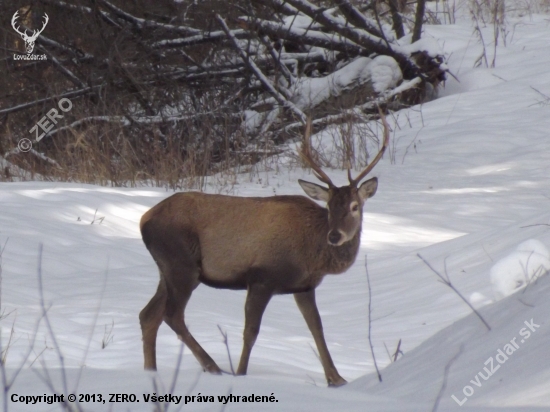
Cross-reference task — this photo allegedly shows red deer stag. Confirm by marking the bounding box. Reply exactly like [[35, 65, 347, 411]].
[[139, 113, 389, 387]]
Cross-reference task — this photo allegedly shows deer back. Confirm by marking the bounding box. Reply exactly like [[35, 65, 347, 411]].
[[140, 192, 361, 293]]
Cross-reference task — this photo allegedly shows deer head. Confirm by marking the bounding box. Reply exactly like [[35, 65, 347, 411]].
[[11, 11, 49, 54], [298, 111, 389, 246]]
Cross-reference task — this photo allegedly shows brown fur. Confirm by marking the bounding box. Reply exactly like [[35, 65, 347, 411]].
[[139, 178, 377, 387]]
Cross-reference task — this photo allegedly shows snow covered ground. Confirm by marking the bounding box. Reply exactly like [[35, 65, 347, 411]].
[[1, 5, 550, 412]]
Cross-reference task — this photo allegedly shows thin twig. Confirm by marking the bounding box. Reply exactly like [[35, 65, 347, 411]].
[[417, 254, 491, 331], [383, 342, 392, 363], [365, 255, 382, 382], [74, 259, 110, 390], [1, 317, 17, 365], [167, 341, 186, 412], [217, 325, 235, 375], [37, 244, 70, 397], [393, 338, 402, 362], [0, 312, 44, 411], [401, 127, 423, 165], [0, 86, 101, 116], [90, 209, 105, 225], [431, 344, 463, 412], [480, 243, 493, 262]]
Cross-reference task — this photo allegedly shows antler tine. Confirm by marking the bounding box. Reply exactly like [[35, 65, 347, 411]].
[[349, 107, 390, 186], [40, 13, 49, 32], [29, 13, 49, 40], [300, 117, 335, 187], [11, 11, 26, 36]]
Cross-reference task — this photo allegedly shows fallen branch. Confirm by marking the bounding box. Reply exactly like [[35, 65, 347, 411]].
[[281, 108, 371, 135], [36, 45, 87, 89], [0, 86, 101, 116], [270, 0, 421, 79], [240, 17, 365, 57], [100, 0, 201, 35], [150, 29, 248, 49], [335, 0, 385, 38], [41, 112, 240, 139], [217, 15, 306, 124]]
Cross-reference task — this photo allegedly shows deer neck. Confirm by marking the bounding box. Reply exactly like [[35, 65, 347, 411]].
[[322, 229, 361, 274], [308, 208, 361, 275]]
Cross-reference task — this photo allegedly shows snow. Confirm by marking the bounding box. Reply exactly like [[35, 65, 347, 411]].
[[398, 34, 445, 58], [282, 14, 321, 30], [291, 56, 402, 110], [489, 239, 550, 300], [367, 56, 403, 93], [2, 4, 550, 412]]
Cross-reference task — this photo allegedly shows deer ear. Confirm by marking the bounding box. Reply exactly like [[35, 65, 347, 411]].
[[358, 177, 378, 200], [298, 179, 330, 202]]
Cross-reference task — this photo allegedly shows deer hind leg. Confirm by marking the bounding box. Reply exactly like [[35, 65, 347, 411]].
[[140, 279, 167, 370], [236, 283, 273, 376], [294, 289, 347, 387], [161, 267, 222, 374]]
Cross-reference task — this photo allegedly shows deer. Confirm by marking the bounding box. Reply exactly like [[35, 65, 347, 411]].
[[139, 112, 389, 387], [11, 11, 49, 54]]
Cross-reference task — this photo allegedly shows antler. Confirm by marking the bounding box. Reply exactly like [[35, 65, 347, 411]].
[[11, 11, 27, 37], [299, 118, 335, 188], [29, 13, 49, 41], [348, 108, 390, 186], [11, 12, 48, 40]]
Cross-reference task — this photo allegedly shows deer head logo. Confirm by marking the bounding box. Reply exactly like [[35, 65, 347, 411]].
[[11, 11, 49, 54]]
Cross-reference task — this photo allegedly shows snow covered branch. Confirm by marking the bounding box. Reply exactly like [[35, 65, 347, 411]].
[[3, 0, 445, 179], [217, 15, 306, 124]]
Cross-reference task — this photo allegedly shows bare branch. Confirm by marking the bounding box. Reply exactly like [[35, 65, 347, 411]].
[[417, 254, 491, 331], [258, 35, 295, 87], [216, 15, 306, 124], [99, 0, 201, 35], [150, 29, 248, 49], [393, 338, 402, 362], [0, 86, 101, 116], [335, 0, 385, 38], [35, 45, 87, 89], [240, 17, 365, 56], [217, 325, 235, 375], [431, 344, 463, 412]]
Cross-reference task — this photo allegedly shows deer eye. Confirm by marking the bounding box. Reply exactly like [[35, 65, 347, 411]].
[[351, 203, 359, 212]]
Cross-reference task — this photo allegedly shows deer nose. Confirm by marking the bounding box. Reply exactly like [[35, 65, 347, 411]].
[[328, 230, 342, 245]]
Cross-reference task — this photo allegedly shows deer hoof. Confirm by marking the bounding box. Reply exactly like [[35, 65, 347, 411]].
[[327, 377, 347, 388], [204, 364, 222, 375]]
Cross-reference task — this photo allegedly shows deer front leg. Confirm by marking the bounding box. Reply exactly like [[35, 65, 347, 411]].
[[294, 289, 347, 387], [236, 284, 272, 376]]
